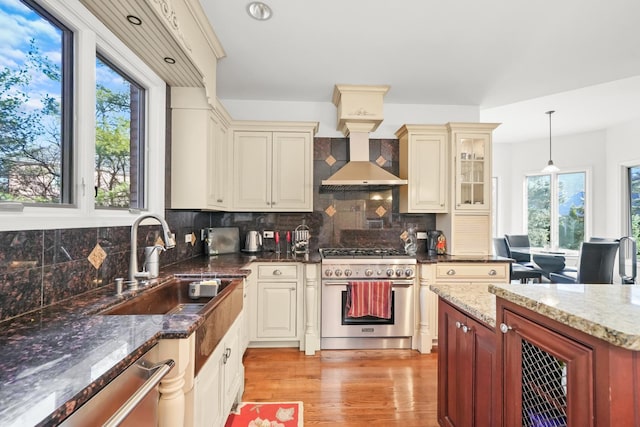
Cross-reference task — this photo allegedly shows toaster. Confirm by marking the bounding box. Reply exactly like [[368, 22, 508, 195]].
[[189, 280, 220, 299]]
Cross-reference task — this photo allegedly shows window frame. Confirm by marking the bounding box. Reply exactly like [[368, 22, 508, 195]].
[[0, 0, 166, 231], [622, 161, 640, 254], [523, 167, 591, 252]]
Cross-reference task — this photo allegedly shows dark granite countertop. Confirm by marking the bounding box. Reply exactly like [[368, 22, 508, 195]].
[[0, 250, 501, 426], [0, 254, 255, 426]]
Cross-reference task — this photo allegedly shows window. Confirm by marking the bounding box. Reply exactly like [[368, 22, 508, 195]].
[[0, 0, 166, 231], [0, 0, 72, 205], [525, 171, 587, 251], [626, 165, 640, 254], [95, 55, 145, 209]]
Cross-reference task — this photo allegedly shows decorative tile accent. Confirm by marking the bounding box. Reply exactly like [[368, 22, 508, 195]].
[[87, 243, 107, 269], [325, 155, 336, 166], [155, 236, 165, 247], [376, 156, 386, 166], [325, 205, 337, 217], [375, 206, 387, 217], [189, 232, 196, 246]]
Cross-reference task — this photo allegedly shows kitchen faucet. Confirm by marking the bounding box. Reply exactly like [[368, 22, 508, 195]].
[[129, 213, 176, 282]]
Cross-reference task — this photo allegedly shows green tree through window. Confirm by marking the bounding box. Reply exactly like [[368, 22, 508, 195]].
[[628, 166, 640, 254], [94, 55, 145, 209], [526, 171, 586, 251], [0, 1, 67, 204]]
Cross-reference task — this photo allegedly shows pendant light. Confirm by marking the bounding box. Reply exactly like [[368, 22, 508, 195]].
[[542, 110, 559, 173]]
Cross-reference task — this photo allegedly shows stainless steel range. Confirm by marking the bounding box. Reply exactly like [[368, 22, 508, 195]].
[[320, 248, 416, 350]]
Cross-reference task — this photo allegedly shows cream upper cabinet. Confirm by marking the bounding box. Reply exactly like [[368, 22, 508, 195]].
[[448, 123, 498, 212], [171, 87, 231, 210], [207, 109, 231, 209], [437, 123, 499, 256], [396, 125, 448, 213], [232, 122, 318, 212]]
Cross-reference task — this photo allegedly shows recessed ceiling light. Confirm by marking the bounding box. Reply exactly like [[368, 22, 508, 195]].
[[164, 57, 176, 64], [247, 2, 272, 20], [126, 15, 142, 26]]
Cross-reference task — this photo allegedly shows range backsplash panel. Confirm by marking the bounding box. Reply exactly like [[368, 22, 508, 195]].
[[209, 137, 436, 252]]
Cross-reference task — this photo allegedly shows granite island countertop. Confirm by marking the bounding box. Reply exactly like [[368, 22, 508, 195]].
[[429, 283, 498, 327], [429, 282, 640, 351], [489, 283, 640, 351]]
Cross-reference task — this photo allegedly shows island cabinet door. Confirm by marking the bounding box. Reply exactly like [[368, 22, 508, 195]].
[[499, 308, 594, 427], [438, 299, 497, 427]]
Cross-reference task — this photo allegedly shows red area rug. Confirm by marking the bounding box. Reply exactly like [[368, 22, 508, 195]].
[[225, 401, 303, 427]]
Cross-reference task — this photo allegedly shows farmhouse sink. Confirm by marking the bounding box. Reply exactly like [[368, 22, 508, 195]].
[[102, 278, 234, 316], [101, 276, 244, 375]]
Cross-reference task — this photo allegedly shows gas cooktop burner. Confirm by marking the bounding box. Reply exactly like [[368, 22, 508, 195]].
[[320, 248, 411, 259]]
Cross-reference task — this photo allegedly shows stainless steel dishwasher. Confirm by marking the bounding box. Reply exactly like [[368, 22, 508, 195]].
[[60, 344, 174, 426]]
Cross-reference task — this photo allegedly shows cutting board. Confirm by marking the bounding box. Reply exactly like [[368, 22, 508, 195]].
[[207, 227, 240, 254]]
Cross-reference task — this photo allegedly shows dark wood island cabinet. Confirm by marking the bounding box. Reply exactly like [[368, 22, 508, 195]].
[[432, 283, 640, 427], [497, 297, 640, 427], [438, 299, 498, 427]]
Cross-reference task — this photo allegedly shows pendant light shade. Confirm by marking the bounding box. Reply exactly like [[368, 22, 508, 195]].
[[542, 110, 559, 173]]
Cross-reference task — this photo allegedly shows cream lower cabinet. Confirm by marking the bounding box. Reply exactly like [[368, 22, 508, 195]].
[[232, 122, 317, 211], [171, 87, 231, 210], [193, 314, 243, 427], [416, 263, 439, 353], [420, 261, 509, 353], [435, 262, 509, 284], [396, 125, 448, 213], [248, 263, 304, 347]]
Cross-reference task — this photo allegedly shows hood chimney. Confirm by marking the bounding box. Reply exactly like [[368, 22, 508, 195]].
[[320, 85, 407, 191]]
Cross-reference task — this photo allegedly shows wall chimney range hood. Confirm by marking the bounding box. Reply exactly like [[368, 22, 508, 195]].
[[320, 85, 407, 191]]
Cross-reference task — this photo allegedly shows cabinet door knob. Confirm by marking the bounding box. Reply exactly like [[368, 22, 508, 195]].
[[216, 199, 223, 203], [273, 269, 282, 275], [447, 269, 456, 276], [499, 323, 513, 334], [462, 325, 471, 334], [455, 321, 462, 329], [488, 269, 497, 276]]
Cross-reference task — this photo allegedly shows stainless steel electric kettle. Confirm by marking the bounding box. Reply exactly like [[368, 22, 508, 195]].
[[244, 230, 262, 252]]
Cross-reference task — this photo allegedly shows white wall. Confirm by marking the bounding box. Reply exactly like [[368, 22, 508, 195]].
[[219, 99, 479, 138], [604, 119, 640, 236], [493, 117, 640, 240]]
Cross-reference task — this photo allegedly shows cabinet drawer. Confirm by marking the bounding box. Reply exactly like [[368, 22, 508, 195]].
[[258, 264, 298, 279], [436, 263, 508, 281]]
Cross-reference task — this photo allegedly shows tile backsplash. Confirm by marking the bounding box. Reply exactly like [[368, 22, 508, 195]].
[[0, 137, 435, 322]]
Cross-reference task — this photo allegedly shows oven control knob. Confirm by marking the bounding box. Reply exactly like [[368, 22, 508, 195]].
[[334, 269, 343, 277], [386, 268, 395, 277], [405, 268, 414, 277], [396, 268, 403, 277], [365, 269, 373, 277], [324, 269, 333, 277], [344, 269, 352, 277]]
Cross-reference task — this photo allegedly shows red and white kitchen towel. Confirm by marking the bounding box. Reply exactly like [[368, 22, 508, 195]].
[[346, 281, 392, 319]]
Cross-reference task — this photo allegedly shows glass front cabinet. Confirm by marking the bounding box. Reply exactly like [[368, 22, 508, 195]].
[[448, 124, 498, 211]]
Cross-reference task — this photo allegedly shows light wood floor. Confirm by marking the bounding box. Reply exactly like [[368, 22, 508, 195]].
[[240, 347, 439, 426]]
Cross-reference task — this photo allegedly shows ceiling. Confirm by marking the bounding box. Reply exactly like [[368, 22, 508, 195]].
[[199, 0, 640, 143]]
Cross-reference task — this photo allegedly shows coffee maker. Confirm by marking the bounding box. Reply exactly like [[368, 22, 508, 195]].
[[427, 230, 445, 255]]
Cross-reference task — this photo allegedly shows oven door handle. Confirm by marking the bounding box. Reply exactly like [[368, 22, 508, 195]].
[[323, 280, 414, 287]]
